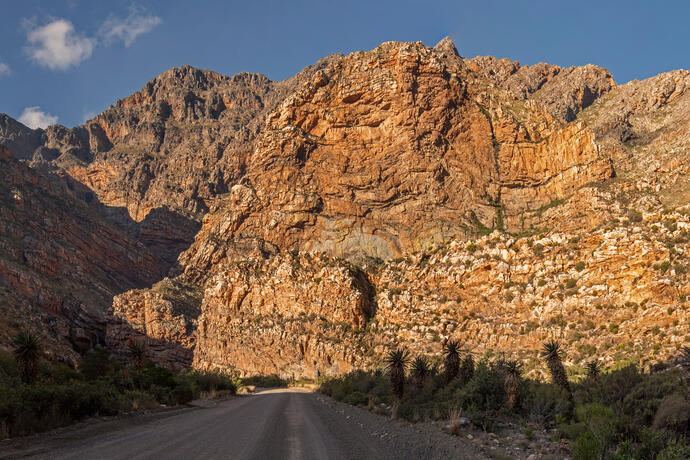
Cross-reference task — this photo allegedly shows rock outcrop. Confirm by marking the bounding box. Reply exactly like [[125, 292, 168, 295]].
[[180, 41, 613, 266], [105, 40, 621, 374], [0, 149, 166, 361], [3, 38, 689, 378], [0, 115, 43, 160]]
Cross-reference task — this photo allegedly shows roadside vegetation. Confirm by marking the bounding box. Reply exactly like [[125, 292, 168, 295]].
[[321, 342, 690, 459], [0, 333, 237, 439], [241, 374, 289, 388]]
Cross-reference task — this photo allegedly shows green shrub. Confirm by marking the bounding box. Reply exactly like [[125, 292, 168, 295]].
[[652, 393, 690, 437], [525, 381, 573, 426], [620, 371, 686, 427], [572, 431, 599, 460], [170, 380, 195, 405], [242, 374, 288, 388], [343, 391, 369, 406], [654, 260, 671, 272], [0, 351, 21, 390], [456, 361, 505, 413], [572, 403, 620, 459], [657, 439, 690, 460], [140, 366, 175, 389], [80, 347, 118, 380], [191, 370, 237, 393], [575, 262, 586, 272]]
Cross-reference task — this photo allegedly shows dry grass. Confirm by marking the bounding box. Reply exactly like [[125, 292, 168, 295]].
[[390, 401, 400, 420], [200, 387, 217, 400], [447, 407, 463, 436]]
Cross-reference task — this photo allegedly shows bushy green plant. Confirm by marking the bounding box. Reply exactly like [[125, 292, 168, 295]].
[[572, 403, 620, 459], [241, 374, 288, 388], [0, 348, 240, 438], [657, 439, 690, 460], [525, 381, 573, 426], [80, 347, 118, 381], [457, 360, 506, 413]]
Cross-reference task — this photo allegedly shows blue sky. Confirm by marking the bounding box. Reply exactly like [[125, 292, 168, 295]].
[[1, 0, 688, 128]]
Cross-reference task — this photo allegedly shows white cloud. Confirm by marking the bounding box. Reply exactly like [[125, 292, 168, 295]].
[[100, 8, 162, 47], [0, 62, 10, 76], [18, 106, 59, 129], [25, 19, 95, 70]]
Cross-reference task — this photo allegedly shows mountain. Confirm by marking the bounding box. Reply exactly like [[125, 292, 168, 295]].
[[1, 38, 688, 378], [0, 146, 163, 363]]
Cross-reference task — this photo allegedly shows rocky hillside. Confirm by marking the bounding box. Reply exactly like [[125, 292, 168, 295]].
[[0, 146, 163, 363], [2, 38, 688, 378]]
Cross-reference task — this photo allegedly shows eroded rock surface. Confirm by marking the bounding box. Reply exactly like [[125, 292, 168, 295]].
[[2, 38, 689, 378], [0, 150, 163, 362]]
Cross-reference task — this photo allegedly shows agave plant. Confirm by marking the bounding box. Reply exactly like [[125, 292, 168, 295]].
[[12, 331, 41, 383], [127, 338, 147, 370], [443, 340, 461, 383], [585, 360, 601, 380], [541, 340, 572, 397], [411, 356, 430, 390], [503, 360, 523, 410], [385, 348, 410, 399]]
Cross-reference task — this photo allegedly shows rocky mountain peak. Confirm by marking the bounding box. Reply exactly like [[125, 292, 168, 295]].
[[434, 36, 460, 57], [0, 113, 43, 160]]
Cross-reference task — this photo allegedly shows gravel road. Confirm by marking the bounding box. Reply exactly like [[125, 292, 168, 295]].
[[0, 388, 486, 460]]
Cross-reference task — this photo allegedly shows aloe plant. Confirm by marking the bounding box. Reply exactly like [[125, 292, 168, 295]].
[[385, 348, 409, 398], [12, 331, 41, 383]]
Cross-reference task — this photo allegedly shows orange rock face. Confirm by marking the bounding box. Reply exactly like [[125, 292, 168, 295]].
[[2, 38, 687, 378], [185, 42, 613, 265]]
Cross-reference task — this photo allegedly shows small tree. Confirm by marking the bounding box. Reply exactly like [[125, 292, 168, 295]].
[[12, 331, 41, 383], [443, 340, 461, 383], [385, 348, 409, 399], [411, 356, 430, 390], [541, 340, 572, 399]]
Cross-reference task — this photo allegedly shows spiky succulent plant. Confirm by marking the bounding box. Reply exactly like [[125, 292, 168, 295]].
[[411, 356, 430, 390], [503, 360, 523, 410], [12, 331, 41, 383], [385, 348, 410, 398], [541, 340, 572, 397], [585, 360, 601, 380], [443, 340, 461, 383]]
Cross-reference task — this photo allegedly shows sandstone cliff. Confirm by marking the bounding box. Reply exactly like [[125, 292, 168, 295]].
[[2, 38, 688, 379], [106, 40, 625, 376]]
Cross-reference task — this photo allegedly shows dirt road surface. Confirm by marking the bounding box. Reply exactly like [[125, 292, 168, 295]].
[[0, 388, 486, 459]]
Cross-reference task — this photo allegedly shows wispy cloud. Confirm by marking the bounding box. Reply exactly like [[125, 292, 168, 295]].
[[100, 7, 162, 47], [23, 6, 162, 72], [0, 61, 10, 76], [18, 106, 59, 129], [25, 19, 95, 70]]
